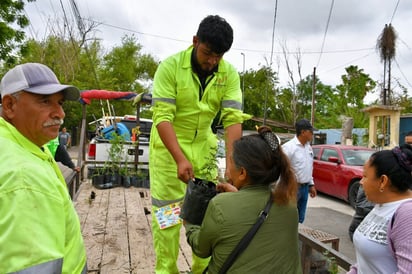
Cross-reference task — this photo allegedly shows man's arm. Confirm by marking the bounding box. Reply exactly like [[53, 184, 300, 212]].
[[224, 123, 242, 177], [55, 145, 76, 170], [156, 121, 193, 183]]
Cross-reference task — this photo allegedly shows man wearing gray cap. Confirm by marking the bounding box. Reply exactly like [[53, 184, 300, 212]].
[[282, 118, 318, 223], [0, 63, 87, 273]]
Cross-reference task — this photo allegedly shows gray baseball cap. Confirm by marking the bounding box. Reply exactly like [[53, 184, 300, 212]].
[[0, 63, 79, 101]]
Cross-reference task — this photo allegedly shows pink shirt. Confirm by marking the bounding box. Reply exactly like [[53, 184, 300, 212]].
[[348, 199, 412, 274]]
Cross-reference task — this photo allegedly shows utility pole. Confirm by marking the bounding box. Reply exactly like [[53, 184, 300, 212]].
[[68, 0, 100, 89], [311, 67, 316, 127]]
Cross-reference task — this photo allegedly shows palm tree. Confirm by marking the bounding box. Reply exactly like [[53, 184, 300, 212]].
[[376, 24, 397, 105]]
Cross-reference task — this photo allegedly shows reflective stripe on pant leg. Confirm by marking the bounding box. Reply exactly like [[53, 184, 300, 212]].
[[152, 204, 181, 274]]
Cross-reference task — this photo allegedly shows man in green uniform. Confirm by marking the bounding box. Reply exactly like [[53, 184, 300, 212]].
[[149, 15, 249, 273], [0, 63, 87, 273]]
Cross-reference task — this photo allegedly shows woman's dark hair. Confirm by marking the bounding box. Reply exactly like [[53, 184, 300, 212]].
[[196, 15, 233, 54], [232, 126, 297, 205], [369, 144, 412, 192]]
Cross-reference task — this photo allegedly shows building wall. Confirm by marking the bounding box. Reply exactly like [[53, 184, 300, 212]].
[[314, 128, 368, 146], [400, 115, 412, 145]]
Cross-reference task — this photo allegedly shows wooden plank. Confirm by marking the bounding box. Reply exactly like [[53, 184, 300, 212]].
[[178, 225, 192, 271], [74, 183, 196, 273], [73, 181, 92, 228], [125, 187, 155, 273], [100, 186, 130, 273], [140, 189, 192, 272], [75, 182, 110, 272]]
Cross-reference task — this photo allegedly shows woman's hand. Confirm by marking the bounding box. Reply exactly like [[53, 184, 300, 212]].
[[216, 183, 238, 193]]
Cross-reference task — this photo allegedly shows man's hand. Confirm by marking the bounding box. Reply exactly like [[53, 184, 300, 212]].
[[309, 185, 317, 198], [177, 159, 194, 183]]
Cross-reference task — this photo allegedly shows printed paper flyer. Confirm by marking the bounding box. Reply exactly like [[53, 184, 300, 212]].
[[154, 202, 182, 229]]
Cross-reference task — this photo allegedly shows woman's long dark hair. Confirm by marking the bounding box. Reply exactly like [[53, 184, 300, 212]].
[[232, 126, 297, 205]]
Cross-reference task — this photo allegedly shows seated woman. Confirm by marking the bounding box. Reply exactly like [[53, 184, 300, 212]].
[[183, 126, 301, 273], [348, 144, 412, 273]]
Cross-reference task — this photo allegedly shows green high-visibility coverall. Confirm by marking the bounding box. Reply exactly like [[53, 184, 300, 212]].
[[47, 137, 59, 157], [0, 118, 87, 273], [150, 46, 250, 274]]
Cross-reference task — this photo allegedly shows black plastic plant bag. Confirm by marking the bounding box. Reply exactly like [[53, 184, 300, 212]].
[[180, 178, 217, 225]]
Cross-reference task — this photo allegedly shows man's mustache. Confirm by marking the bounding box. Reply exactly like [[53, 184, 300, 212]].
[[43, 119, 64, 127]]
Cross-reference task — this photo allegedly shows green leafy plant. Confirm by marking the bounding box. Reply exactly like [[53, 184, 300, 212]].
[[104, 131, 127, 174], [322, 250, 339, 274], [199, 144, 219, 183]]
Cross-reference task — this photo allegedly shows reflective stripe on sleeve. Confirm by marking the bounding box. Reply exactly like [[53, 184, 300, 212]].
[[222, 99, 242, 110], [152, 97, 176, 106]]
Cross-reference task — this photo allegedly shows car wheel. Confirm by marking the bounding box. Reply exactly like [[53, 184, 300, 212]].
[[348, 180, 360, 209]]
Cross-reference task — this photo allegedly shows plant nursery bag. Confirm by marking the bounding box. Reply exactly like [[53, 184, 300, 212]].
[[180, 178, 217, 225]]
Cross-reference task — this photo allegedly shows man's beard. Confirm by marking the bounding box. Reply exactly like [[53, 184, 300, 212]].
[[192, 47, 215, 77]]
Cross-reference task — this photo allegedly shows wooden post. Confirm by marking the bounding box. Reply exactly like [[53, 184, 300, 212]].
[[134, 102, 141, 171], [77, 104, 87, 181]]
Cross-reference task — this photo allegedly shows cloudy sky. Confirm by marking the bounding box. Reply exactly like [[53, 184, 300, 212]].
[[25, 0, 412, 101]]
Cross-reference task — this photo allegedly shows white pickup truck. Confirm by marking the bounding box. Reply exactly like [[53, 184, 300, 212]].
[[86, 115, 153, 178]]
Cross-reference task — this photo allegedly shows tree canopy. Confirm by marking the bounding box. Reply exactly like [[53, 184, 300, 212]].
[[0, 0, 35, 64]]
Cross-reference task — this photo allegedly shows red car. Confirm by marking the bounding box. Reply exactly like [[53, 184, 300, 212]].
[[312, 144, 375, 208]]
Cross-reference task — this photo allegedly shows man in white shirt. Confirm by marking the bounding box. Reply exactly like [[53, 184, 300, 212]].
[[282, 119, 317, 223]]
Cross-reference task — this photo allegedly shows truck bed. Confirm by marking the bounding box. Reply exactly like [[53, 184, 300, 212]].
[[86, 136, 150, 178]]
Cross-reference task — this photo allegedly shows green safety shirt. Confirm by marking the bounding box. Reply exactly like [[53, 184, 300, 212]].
[[150, 46, 250, 206], [47, 137, 59, 157], [0, 117, 87, 273]]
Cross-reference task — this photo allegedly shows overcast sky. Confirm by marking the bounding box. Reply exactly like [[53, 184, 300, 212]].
[[25, 0, 412, 101]]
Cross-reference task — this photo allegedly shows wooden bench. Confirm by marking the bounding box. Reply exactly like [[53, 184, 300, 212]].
[[299, 224, 339, 251], [299, 224, 346, 274], [58, 162, 79, 200]]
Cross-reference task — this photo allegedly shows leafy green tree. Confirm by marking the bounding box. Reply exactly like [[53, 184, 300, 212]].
[[391, 79, 412, 113], [98, 34, 158, 117], [15, 34, 159, 133], [242, 66, 278, 130], [295, 75, 337, 129], [19, 37, 93, 131], [0, 0, 35, 64], [100, 35, 158, 92], [335, 65, 376, 128]]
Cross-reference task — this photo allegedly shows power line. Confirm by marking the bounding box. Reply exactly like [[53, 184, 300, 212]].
[[390, 0, 401, 23], [322, 52, 374, 74], [316, 0, 334, 67], [263, 0, 279, 126], [394, 58, 412, 89], [269, 0, 279, 65], [84, 17, 375, 57], [83, 18, 188, 44], [79, 16, 382, 62]]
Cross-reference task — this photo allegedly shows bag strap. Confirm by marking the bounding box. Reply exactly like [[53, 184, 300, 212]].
[[218, 195, 273, 274]]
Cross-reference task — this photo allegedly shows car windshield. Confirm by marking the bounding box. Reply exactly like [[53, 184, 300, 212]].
[[341, 149, 374, 166]]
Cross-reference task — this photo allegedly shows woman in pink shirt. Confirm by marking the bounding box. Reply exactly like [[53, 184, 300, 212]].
[[348, 144, 412, 274]]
